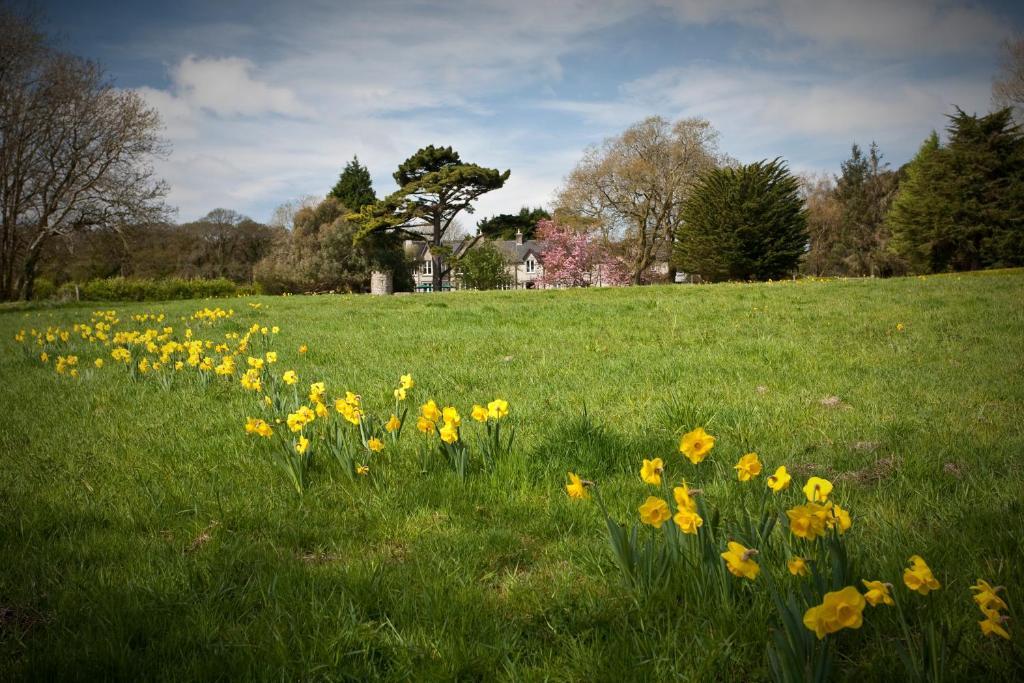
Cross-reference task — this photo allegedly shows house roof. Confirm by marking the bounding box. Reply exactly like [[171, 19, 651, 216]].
[[406, 237, 547, 263], [490, 239, 548, 263]]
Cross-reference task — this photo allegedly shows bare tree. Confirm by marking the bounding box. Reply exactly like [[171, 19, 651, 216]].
[[557, 116, 722, 284], [0, 7, 168, 299], [269, 194, 320, 231], [993, 35, 1024, 122]]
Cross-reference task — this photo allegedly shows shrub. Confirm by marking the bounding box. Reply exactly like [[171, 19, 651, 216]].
[[57, 277, 246, 302]]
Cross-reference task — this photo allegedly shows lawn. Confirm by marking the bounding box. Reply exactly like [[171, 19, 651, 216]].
[[1, 271, 1023, 680]]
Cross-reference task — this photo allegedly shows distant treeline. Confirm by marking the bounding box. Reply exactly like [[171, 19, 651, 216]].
[[38, 209, 280, 287]]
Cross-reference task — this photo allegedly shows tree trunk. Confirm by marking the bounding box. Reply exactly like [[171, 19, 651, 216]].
[[432, 217, 443, 292], [18, 230, 48, 300]]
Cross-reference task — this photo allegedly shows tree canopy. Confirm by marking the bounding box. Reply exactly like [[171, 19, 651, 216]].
[[477, 206, 550, 240], [888, 108, 1024, 272], [674, 159, 807, 282], [458, 242, 511, 290], [350, 145, 509, 290], [0, 6, 168, 299], [557, 116, 721, 284], [329, 156, 377, 211]]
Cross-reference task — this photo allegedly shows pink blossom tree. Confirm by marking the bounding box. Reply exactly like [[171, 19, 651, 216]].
[[535, 219, 597, 287]]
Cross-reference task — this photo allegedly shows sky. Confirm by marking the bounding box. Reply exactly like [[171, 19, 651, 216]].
[[40, 0, 1024, 225]]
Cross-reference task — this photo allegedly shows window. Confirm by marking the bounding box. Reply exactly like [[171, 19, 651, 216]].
[[525, 258, 535, 273], [421, 259, 433, 276]]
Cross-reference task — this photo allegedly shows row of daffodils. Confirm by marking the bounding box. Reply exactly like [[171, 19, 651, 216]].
[[13, 308, 513, 495], [566, 427, 1013, 679]]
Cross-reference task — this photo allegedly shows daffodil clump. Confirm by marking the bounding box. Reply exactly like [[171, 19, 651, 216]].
[[565, 425, 1011, 679], [416, 397, 512, 479], [245, 374, 405, 491]]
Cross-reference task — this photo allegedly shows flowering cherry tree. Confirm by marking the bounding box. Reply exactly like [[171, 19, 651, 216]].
[[535, 219, 596, 287]]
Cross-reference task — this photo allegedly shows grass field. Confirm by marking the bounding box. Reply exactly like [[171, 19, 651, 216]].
[[1, 271, 1023, 680]]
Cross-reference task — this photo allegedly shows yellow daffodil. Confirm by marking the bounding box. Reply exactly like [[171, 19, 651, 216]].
[[721, 541, 760, 580], [734, 452, 762, 481], [240, 368, 262, 392], [788, 557, 809, 577], [282, 370, 298, 385], [639, 496, 672, 529], [271, 326, 280, 334], [265, 351, 277, 363], [287, 406, 315, 432], [487, 398, 509, 420], [970, 579, 1008, 612], [673, 507, 703, 534], [787, 502, 832, 541], [803, 587, 866, 639], [111, 347, 131, 363], [831, 504, 852, 533], [565, 472, 589, 499], [767, 465, 792, 492], [417, 416, 435, 434], [244, 417, 273, 438], [673, 484, 698, 513], [680, 427, 715, 464], [298, 344, 307, 354], [862, 580, 895, 607], [367, 437, 384, 452], [442, 406, 461, 427], [314, 401, 328, 418], [420, 400, 441, 423], [94, 358, 103, 369], [903, 555, 941, 595], [385, 415, 401, 432], [356, 464, 369, 476], [400, 373, 414, 390], [394, 387, 407, 401], [309, 381, 326, 403], [803, 476, 833, 503], [295, 435, 310, 454], [40, 352, 49, 363], [471, 405, 489, 422], [439, 421, 459, 444], [640, 458, 664, 485], [979, 608, 1011, 640]]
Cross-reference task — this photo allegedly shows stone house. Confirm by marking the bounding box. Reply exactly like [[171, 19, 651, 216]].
[[403, 230, 679, 292]]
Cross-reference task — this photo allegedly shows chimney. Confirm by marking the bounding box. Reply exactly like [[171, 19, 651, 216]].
[[515, 228, 524, 245]]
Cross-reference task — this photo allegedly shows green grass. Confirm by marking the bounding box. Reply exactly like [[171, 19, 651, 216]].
[[1, 271, 1023, 680]]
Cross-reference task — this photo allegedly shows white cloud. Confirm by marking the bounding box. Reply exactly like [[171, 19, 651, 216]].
[[170, 55, 312, 118]]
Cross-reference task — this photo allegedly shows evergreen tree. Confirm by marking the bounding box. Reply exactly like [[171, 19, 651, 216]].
[[944, 108, 1024, 270], [329, 156, 377, 211], [888, 108, 1024, 272], [674, 159, 807, 281], [477, 206, 550, 240], [833, 143, 901, 276], [886, 132, 954, 273], [350, 145, 509, 291]]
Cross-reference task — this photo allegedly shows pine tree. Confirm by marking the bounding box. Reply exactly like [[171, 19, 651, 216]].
[[674, 159, 807, 281], [833, 143, 900, 276], [944, 108, 1024, 270], [329, 156, 377, 211], [887, 132, 954, 273], [887, 108, 1024, 272]]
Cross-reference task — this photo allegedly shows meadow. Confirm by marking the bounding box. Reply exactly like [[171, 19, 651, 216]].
[[1, 270, 1022, 681]]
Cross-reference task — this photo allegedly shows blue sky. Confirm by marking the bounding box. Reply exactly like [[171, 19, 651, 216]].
[[42, 0, 1024, 225]]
